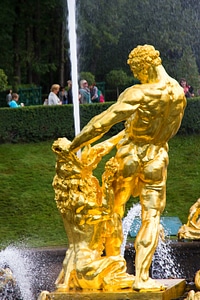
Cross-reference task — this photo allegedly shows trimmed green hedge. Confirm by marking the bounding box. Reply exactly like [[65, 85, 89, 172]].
[[178, 98, 200, 134], [0, 103, 123, 143], [0, 98, 199, 144]]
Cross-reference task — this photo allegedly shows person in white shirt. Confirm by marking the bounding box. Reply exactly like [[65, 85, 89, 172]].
[[48, 84, 62, 105]]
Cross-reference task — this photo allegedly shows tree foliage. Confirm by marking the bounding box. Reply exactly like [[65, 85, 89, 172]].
[[79, 72, 95, 86], [77, 0, 200, 91], [0, 0, 199, 94], [0, 69, 8, 91], [106, 69, 130, 97], [0, 0, 68, 92], [175, 47, 200, 94], [77, 0, 126, 78]]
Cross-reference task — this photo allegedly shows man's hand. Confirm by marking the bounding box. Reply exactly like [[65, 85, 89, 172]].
[[81, 144, 105, 169]]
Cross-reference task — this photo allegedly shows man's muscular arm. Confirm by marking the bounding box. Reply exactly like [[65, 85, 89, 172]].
[[81, 130, 125, 168], [69, 87, 142, 152]]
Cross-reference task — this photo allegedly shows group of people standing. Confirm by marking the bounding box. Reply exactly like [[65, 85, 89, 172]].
[[79, 80, 105, 104], [45, 79, 105, 106], [47, 76, 195, 107], [44, 80, 73, 106], [5, 76, 195, 108], [79, 80, 104, 104]]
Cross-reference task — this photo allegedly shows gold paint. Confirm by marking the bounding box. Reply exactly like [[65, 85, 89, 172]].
[[0, 267, 15, 290], [48, 44, 186, 296], [37, 291, 50, 300], [178, 198, 200, 240], [185, 290, 200, 300], [39, 279, 186, 299], [195, 270, 200, 290], [52, 136, 134, 291]]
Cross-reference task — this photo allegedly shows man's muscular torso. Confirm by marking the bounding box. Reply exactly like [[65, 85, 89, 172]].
[[121, 79, 186, 145]]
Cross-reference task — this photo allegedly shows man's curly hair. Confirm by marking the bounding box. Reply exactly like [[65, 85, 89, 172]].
[[127, 45, 162, 73]]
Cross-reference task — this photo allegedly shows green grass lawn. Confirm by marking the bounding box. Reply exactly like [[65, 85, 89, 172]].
[[0, 135, 200, 249]]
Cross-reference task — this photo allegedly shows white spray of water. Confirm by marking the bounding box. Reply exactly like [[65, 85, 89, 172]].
[[67, 0, 80, 151], [121, 203, 141, 256], [152, 234, 183, 279], [0, 246, 33, 299], [121, 203, 183, 279]]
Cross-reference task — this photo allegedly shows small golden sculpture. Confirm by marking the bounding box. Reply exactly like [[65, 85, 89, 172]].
[[0, 267, 15, 290], [185, 290, 200, 300], [178, 198, 200, 240], [195, 270, 200, 290], [52, 44, 186, 292], [184, 270, 200, 299], [37, 291, 50, 300]]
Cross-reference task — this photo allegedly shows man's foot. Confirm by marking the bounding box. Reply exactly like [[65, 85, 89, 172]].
[[132, 277, 166, 291]]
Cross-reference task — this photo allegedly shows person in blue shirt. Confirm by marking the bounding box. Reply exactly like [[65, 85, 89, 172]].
[[9, 93, 24, 108]]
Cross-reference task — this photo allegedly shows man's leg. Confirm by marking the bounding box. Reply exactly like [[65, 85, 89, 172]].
[[133, 184, 166, 290], [104, 177, 135, 256], [102, 148, 139, 257], [133, 147, 168, 290]]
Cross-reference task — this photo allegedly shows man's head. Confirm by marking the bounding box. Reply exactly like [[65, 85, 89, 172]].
[[127, 45, 161, 83]]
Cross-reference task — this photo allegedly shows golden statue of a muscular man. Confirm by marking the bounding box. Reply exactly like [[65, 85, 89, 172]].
[[68, 45, 186, 290]]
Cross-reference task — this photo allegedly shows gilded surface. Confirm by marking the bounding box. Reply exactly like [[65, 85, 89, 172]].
[[183, 270, 200, 299], [52, 137, 134, 291], [0, 267, 15, 290], [178, 198, 200, 240], [51, 45, 186, 293], [195, 270, 200, 290], [185, 290, 200, 300]]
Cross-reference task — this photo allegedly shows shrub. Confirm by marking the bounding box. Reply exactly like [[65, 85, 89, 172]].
[[0, 69, 8, 91], [79, 72, 95, 85], [0, 98, 200, 144], [106, 69, 130, 98]]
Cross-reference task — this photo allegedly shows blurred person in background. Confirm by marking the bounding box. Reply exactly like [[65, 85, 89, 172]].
[[179, 78, 194, 98], [79, 80, 91, 104], [90, 82, 99, 103], [48, 84, 62, 105], [59, 86, 68, 104], [67, 80, 73, 104], [9, 93, 24, 108], [6, 89, 12, 105]]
